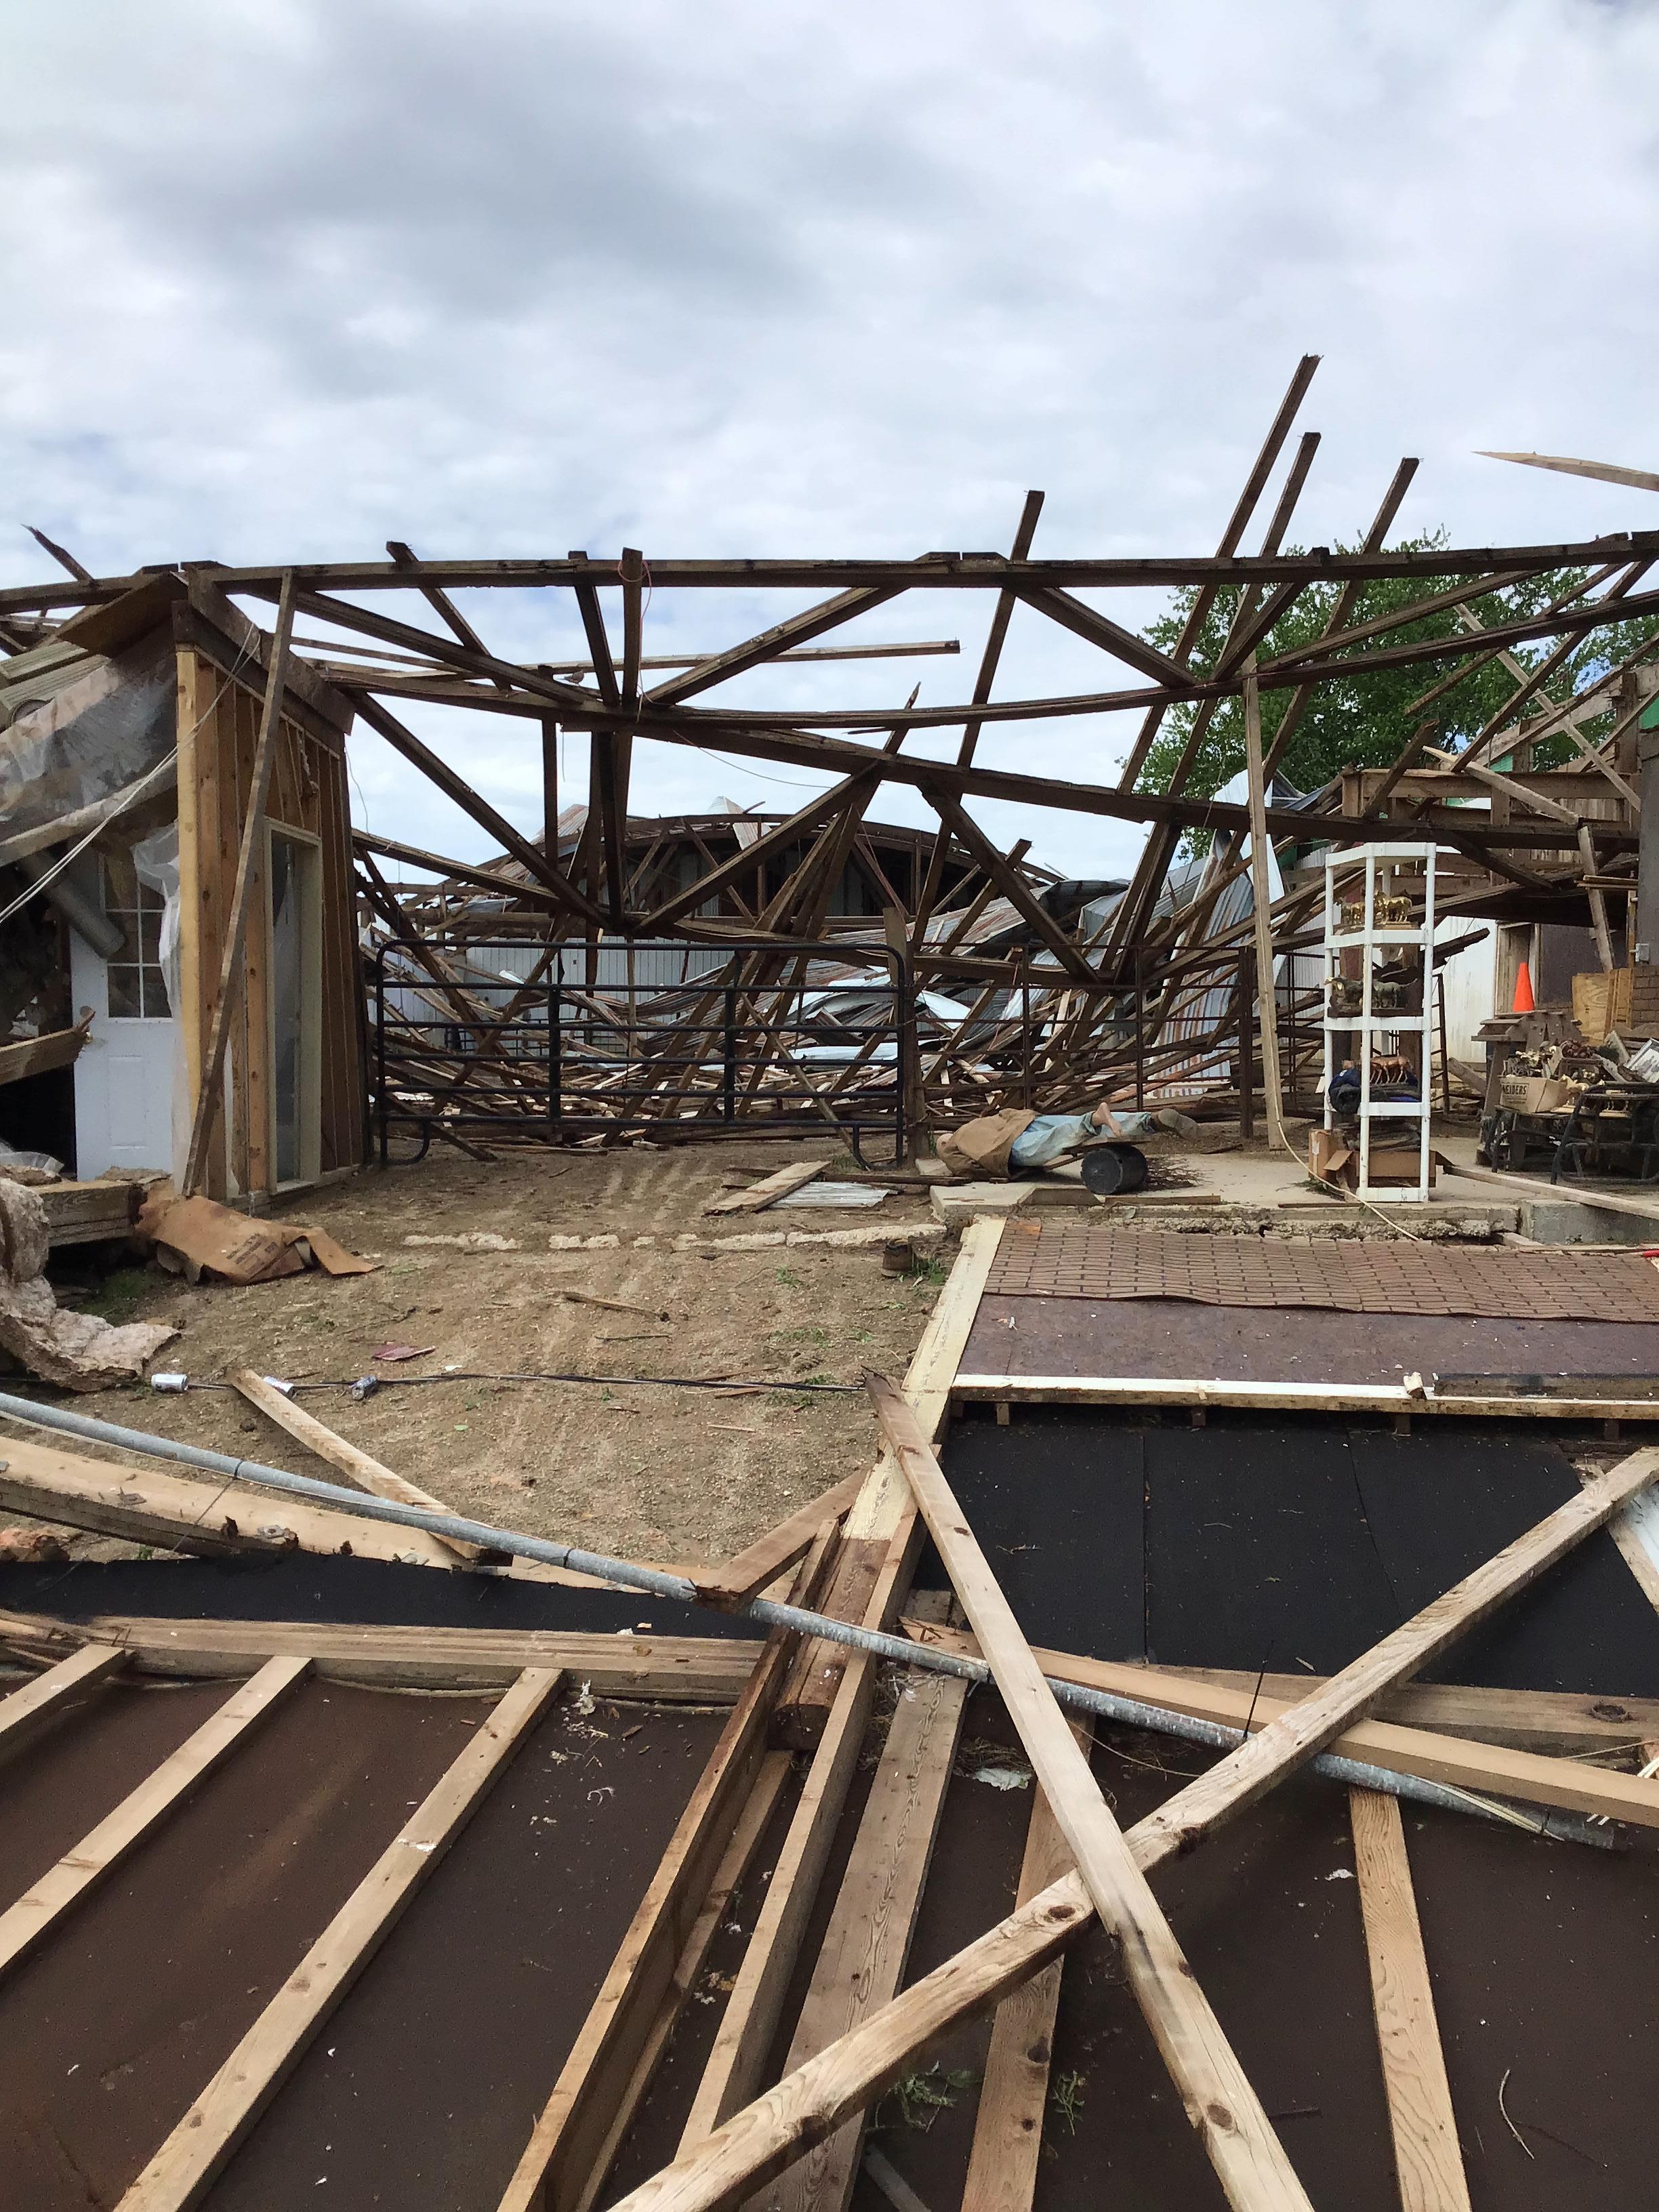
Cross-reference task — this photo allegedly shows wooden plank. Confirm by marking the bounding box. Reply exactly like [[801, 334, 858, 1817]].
[[495, 1560, 819, 2212], [228, 1368, 483, 1564], [949, 1374, 1659, 1422], [1451, 1157, 1659, 1225], [771, 1636, 968, 2212], [117, 1666, 562, 2212], [674, 1221, 1005, 2146], [0, 1606, 762, 1698], [0, 1433, 603, 1586], [573, 1752, 794, 2212], [866, 1374, 1313, 2212], [0, 1642, 128, 1765], [960, 1721, 1091, 2212], [702, 1158, 834, 1216], [903, 1625, 1659, 1830], [1350, 1790, 1471, 2212], [0, 1656, 308, 1981], [693, 1472, 867, 1604], [1242, 665, 1286, 1149], [182, 570, 299, 1195]]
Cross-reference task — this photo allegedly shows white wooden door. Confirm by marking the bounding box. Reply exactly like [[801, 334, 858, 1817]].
[[70, 856, 178, 1176]]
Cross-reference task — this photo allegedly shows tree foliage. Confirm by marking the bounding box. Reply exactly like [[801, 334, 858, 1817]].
[[1137, 529, 1659, 804]]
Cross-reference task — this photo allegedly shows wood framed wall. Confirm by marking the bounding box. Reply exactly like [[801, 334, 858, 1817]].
[[174, 635, 363, 1200]]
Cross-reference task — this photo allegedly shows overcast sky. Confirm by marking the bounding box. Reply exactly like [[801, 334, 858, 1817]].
[[5, 0, 1659, 882]]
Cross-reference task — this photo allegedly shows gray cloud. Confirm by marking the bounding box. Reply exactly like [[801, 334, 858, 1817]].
[[5, 0, 1659, 878]]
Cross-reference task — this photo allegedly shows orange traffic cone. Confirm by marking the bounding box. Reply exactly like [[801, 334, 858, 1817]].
[[1512, 962, 1536, 1015]]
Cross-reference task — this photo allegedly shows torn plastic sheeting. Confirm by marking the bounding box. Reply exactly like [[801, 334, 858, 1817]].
[[0, 642, 176, 866]]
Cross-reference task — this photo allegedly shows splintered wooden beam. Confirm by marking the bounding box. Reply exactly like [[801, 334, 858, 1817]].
[[675, 1223, 1005, 2144], [0, 1656, 309, 1982], [903, 1626, 1659, 1830], [960, 1719, 1092, 2212], [180, 569, 298, 1195], [352, 828, 569, 910], [864, 1374, 1313, 2212], [640, 775, 872, 933], [1349, 1788, 1472, 2212], [596, 1431, 1659, 2212], [117, 1666, 562, 2212]]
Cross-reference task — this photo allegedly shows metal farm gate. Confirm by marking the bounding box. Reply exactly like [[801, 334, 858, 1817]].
[[371, 937, 912, 1164]]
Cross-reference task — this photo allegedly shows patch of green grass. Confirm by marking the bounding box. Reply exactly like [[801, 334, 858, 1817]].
[[70, 1267, 151, 1325], [913, 1256, 950, 1288], [774, 1267, 804, 1289]]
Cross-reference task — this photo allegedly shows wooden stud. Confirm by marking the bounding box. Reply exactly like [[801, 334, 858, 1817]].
[[0, 1641, 129, 1765], [182, 571, 299, 1196], [0, 1605, 760, 1698], [769, 1628, 968, 2212], [0, 1656, 309, 1982], [1349, 1789, 1472, 2212], [117, 1666, 562, 2212], [960, 1719, 1092, 2212]]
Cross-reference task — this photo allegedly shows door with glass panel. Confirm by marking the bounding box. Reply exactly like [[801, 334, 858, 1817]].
[[69, 851, 178, 1175]]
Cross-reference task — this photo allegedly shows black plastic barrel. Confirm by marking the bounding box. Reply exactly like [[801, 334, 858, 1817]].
[[1080, 1142, 1148, 1196]]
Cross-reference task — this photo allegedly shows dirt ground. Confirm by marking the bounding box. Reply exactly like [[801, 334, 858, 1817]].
[[35, 1140, 952, 1570]]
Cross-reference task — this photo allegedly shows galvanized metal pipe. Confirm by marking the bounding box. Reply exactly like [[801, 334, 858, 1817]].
[[0, 1389, 1617, 1848]]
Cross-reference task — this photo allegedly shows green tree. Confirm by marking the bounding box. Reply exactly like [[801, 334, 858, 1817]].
[[1138, 529, 1658, 808]]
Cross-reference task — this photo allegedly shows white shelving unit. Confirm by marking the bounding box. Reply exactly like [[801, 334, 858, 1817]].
[[1323, 843, 1437, 1202]]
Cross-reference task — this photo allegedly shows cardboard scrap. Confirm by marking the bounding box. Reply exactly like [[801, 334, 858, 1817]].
[[135, 1192, 379, 1286]]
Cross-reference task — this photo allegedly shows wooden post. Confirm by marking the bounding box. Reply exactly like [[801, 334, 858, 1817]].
[[181, 571, 298, 1197], [1243, 665, 1286, 1151]]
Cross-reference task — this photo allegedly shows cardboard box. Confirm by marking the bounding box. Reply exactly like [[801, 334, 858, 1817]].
[[1498, 1075, 1578, 1115], [1308, 1128, 1435, 1191]]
